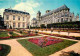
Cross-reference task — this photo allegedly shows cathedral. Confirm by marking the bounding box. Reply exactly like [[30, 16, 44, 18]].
[[36, 5, 79, 27]]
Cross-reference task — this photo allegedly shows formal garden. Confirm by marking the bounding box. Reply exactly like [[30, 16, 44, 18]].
[[17, 36, 77, 56], [0, 28, 80, 56], [0, 29, 38, 40]]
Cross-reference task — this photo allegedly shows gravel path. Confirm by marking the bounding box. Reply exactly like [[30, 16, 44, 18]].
[[0, 33, 79, 56]]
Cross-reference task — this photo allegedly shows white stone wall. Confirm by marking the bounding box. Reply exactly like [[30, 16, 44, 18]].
[[4, 12, 30, 29]]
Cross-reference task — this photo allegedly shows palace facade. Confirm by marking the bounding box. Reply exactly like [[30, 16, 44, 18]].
[[3, 9, 30, 29], [31, 18, 37, 27], [36, 5, 79, 27]]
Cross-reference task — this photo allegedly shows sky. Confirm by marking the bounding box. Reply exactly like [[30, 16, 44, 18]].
[[0, 0, 80, 21]]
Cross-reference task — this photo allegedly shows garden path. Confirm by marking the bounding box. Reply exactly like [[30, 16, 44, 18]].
[[30, 29, 80, 37], [13, 31, 22, 36], [8, 33, 11, 36], [0, 36, 43, 56], [49, 41, 80, 56], [0, 39, 33, 56], [0, 34, 80, 56]]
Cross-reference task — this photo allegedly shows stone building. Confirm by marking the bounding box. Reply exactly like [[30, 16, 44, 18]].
[[31, 18, 37, 27], [36, 5, 79, 27], [3, 8, 30, 29]]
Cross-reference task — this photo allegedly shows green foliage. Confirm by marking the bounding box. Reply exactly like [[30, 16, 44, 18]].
[[10, 32, 18, 36], [40, 24, 46, 28], [0, 44, 11, 56], [60, 51, 80, 56], [35, 31, 38, 35], [0, 32, 9, 37], [17, 39, 77, 56], [47, 21, 80, 29], [20, 31, 22, 34], [9, 31, 13, 34]]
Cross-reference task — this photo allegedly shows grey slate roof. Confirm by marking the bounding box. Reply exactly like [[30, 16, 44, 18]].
[[5, 9, 30, 15], [32, 18, 37, 20], [54, 5, 69, 13], [41, 5, 69, 17]]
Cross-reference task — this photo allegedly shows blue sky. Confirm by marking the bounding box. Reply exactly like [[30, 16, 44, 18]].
[[0, 0, 80, 20]]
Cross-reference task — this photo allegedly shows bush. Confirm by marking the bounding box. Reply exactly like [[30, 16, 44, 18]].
[[60, 51, 80, 56], [28, 31, 31, 34], [20, 31, 22, 34], [0, 44, 11, 56], [9, 31, 13, 34], [35, 31, 38, 35]]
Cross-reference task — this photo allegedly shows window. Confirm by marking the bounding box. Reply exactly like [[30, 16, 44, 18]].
[[18, 16, 20, 20], [23, 17, 24, 21], [66, 18, 68, 22], [58, 19, 59, 22], [6, 15, 9, 20], [18, 23, 20, 28], [70, 19, 72, 22], [23, 23, 25, 28], [13, 16, 15, 20], [13, 22, 15, 28], [61, 18, 63, 22]]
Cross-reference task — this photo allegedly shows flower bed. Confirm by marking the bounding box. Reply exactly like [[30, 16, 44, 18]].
[[28, 36, 63, 47], [28, 33, 36, 36], [0, 36, 10, 39], [18, 38, 77, 56]]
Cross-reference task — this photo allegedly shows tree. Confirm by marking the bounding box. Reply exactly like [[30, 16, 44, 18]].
[[40, 24, 46, 28]]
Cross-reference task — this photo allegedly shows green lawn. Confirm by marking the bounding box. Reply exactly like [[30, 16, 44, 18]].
[[17, 38, 77, 56], [0, 32, 9, 37], [16, 31, 27, 35], [11, 32, 19, 36]]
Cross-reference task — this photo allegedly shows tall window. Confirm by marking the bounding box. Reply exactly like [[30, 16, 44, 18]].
[[58, 19, 59, 22], [23, 17, 24, 21], [23, 23, 25, 28], [18, 23, 20, 28], [13, 22, 15, 28], [61, 18, 63, 22], [13, 16, 15, 20], [70, 19, 72, 22], [6, 15, 9, 20], [18, 16, 20, 20]]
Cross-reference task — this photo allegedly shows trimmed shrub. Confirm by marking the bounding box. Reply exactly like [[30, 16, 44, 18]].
[[0, 44, 11, 56]]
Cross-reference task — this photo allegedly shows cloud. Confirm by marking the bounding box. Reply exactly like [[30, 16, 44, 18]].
[[0, 0, 40, 23], [0, 8, 4, 16], [13, 0, 40, 21]]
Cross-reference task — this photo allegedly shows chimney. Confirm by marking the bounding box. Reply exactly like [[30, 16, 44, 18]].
[[46, 10, 51, 13]]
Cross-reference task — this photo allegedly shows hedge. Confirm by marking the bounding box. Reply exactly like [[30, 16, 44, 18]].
[[0, 44, 11, 56]]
